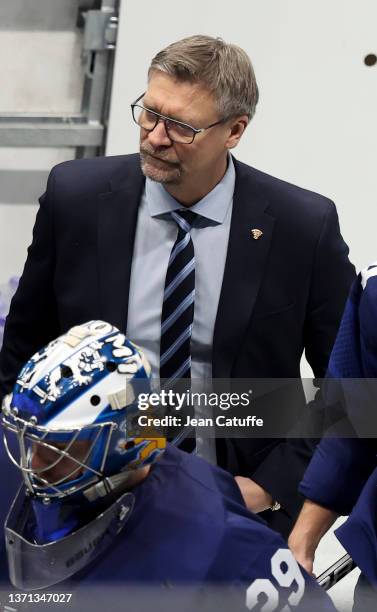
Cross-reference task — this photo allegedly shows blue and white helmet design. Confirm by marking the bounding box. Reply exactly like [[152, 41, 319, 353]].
[[2, 321, 165, 500]]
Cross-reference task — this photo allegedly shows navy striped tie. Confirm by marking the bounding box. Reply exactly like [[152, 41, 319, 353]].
[[160, 210, 197, 383]]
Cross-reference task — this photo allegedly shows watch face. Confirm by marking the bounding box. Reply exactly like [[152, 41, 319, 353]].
[[270, 501, 281, 512]]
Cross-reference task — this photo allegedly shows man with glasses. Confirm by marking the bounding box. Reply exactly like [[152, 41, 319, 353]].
[[0, 35, 355, 538]]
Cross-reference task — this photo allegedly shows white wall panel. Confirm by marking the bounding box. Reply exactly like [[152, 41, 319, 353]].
[[0, 147, 75, 281], [0, 32, 84, 113], [0, 204, 38, 280]]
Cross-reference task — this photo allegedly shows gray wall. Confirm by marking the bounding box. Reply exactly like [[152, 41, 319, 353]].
[[0, 0, 85, 282]]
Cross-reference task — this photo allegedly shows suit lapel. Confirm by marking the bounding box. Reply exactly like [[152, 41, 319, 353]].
[[212, 159, 275, 377], [97, 156, 145, 332]]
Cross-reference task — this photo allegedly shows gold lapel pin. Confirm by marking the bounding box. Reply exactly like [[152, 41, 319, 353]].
[[251, 229, 263, 240]]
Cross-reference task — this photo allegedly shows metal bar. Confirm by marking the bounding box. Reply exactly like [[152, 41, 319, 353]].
[[0, 123, 103, 147], [86, 53, 111, 122], [0, 114, 89, 124], [79, 0, 119, 156]]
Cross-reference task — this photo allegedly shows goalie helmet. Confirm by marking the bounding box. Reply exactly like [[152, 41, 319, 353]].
[[1, 321, 165, 590], [2, 320, 165, 501]]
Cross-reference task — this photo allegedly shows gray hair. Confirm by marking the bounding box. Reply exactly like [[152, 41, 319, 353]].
[[148, 35, 259, 121]]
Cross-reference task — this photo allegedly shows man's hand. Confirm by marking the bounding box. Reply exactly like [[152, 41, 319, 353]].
[[287, 532, 316, 576], [288, 500, 338, 576], [234, 476, 273, 513]]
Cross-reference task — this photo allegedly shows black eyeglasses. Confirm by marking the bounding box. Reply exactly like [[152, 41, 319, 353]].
[[131, 93, 224, 144]]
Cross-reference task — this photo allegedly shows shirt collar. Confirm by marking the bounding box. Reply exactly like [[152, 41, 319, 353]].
[[146, 154, 235, 224]]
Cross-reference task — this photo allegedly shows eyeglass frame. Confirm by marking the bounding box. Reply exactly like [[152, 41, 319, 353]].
[[131, 93, 226, 144]]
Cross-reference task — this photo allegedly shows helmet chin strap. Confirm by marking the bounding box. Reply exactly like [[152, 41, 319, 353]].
[[83, 463, 151, 503], [83, 471, 134, 503]]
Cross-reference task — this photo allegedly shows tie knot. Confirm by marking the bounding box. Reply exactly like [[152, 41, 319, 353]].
[[171, 210, 197, 232]]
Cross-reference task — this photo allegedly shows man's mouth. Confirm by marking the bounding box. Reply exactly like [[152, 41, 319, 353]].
[[142, 151, 178, 166]]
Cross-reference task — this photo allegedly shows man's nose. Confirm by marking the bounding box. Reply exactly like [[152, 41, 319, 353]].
[[147, 119, 172, 148]]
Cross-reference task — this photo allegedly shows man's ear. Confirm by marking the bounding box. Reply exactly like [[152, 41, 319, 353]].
[[226, 115, 249, 149]]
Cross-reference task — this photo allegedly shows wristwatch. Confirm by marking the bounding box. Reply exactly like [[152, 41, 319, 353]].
[[270, 500, 281, 511]]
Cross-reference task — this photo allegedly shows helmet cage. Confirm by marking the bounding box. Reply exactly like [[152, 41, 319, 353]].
[[2, 409, 116, 499]]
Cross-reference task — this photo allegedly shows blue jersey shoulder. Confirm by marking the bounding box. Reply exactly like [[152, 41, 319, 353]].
[[328, 264, 377, 378]]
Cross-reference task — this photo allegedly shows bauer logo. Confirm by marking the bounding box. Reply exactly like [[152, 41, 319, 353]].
[[65, 527, 111, 568]]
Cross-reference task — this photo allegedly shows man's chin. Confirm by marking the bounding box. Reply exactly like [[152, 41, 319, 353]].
[[140, 156, 181, 185]]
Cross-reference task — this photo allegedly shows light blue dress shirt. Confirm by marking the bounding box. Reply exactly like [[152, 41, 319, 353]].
[[126, 155, 235, 380]]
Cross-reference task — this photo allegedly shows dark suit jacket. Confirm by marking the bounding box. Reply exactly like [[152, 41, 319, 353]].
[[0, 153, 355, 536]]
